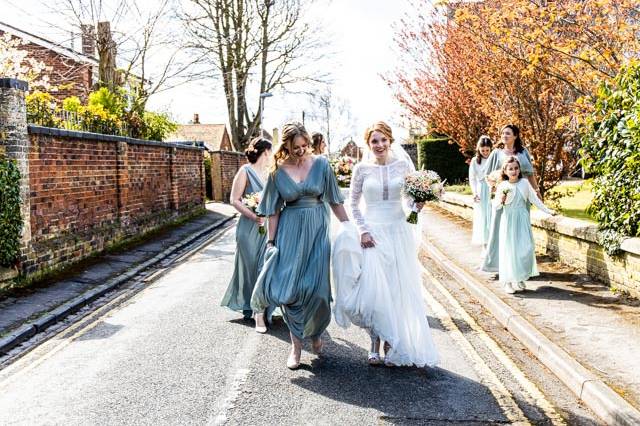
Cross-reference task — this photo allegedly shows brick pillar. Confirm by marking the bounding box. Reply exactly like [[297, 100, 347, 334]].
[[169, 147, 179, 210], [200, 153, 206, 205], [0, 78, 32, 263], [211, 151, 223, 202], [116, 141, 131, 226]]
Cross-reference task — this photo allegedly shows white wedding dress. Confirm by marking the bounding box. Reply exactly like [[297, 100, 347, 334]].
[[332, 155, 439, 368]]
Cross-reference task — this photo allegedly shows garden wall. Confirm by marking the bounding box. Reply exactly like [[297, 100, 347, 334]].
[[1, 78, 205, 280], [438, 192, 640, 298], [210, 150, 246, 202]]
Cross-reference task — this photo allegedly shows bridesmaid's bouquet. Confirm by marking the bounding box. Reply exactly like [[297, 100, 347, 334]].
[[330, 156, 355, 188], [403, 170, 444, 224], [486, 170, 504, 191], [242, 192, 266, 235]]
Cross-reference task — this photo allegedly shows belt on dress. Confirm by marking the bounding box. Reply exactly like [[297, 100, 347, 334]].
[[285, 196, 323, 209]]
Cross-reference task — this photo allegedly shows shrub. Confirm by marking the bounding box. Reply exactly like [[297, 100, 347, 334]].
[[26, 91, 59, 127], [141, 111, 178, 141], [580, 60, 640, 249], [0, 159, 23, 267], [416, 136, 468, 184], [88, 87, 126, 117]]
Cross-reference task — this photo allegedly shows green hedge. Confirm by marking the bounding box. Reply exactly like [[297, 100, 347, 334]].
[[416, 137, 468, 184], [580, 60, 640, 253], [0, 159, 23, 267]]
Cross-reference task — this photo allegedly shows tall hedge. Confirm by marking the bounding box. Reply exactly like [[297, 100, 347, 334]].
[[416, 136, 468, 184], [0, 159, 23, 267], [580, 60, 640, 249]]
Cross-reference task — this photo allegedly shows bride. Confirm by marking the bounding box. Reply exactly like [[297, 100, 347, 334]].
[[333, 121, 439, 367]]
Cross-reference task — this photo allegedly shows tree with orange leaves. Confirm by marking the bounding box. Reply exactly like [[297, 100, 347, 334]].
[[388, 0, 640, 195]]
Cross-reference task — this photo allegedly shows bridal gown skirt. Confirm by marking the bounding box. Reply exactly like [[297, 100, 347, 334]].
[[333, 214, 439, 368]]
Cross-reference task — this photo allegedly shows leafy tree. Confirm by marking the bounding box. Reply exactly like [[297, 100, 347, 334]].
[[580, 61, 640, 246]]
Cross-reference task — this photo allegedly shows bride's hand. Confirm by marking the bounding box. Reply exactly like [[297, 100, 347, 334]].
[[360, 232, 376, 249], [415, 202, 425, 212]]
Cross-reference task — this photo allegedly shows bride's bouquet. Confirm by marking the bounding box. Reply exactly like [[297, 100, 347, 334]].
[[242, 192, 266, 235], [403, 170, 444, 224], [330, 156, 355, 188]]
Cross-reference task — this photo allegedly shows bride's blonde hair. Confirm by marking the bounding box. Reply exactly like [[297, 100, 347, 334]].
[[364, 121, 395, 145], [271, 122, 311, 173]]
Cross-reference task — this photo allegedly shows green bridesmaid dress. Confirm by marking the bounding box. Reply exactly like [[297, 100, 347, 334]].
[[251, 156, 344, 340], [481, 148, 534, 272], [221, 165, 267, 318]]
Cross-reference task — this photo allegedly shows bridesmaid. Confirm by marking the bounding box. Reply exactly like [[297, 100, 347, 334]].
[[251, 122, 349, 369], [494, 156, 555, 293], [469, 135, 493, 247], [221, 137, 272, 333], [311, 132, 327, 156], [482, 124, 541, 273]]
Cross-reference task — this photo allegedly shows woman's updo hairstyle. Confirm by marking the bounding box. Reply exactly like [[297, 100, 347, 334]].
[[311, 132, 325, 154], [244, 137, 272, 164], [364, 121, 394, 145]]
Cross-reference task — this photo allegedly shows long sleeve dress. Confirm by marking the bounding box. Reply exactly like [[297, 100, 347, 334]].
[[251, 156, 344, 340], [481, 148, 535, 272], [494, 179, 553, 284], [469, 157, 491, 245], [333, 159, 439, 368], [221, 165, 267, 317]]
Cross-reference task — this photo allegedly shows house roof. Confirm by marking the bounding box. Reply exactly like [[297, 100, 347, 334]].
[[167, 124, 235, 151], [0, 21, 99, 66]]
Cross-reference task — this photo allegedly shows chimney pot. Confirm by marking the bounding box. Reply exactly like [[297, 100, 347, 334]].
[[81, 24, 95, 57]]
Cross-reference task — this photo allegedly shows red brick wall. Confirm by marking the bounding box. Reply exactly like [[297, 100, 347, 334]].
[[0, 31, 94, 102], [211, 151, 247, 202], [26, 43, 93, 102], [22, 129, 204, 274], [125, 144, 172, 217], [174, 148, 206, 210]]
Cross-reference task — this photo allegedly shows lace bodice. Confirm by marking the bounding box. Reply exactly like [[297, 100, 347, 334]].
[[349, 159, 414, 235]]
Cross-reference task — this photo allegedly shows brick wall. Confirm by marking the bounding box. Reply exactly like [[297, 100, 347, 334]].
[[0, 31, 94, 102], [21, 126, 204, 274], [436, 192, 640, 298], [210, 150, 246, 202]]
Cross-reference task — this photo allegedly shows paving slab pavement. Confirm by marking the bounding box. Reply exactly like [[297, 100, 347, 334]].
[[0, 203, 236, 340], [421, 204, 640, 413]]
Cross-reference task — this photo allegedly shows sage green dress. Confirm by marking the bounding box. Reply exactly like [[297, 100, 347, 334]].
[[497, 179, 553, 283], [221, 165, 267, 318], [481, 148, 535, 272], [251, 156, 344, 340]]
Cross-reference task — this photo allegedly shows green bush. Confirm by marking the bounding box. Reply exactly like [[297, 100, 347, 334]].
[[416, 136, 468, 184], [28, 87, 177, 141], [0, 159, 23, 267], [26, 91, 59, 127], [580, 60, 640, 252], [141, 111, 178, 141]]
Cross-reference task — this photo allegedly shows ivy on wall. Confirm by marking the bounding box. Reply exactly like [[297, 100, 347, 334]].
[[0, 158, 23, 267]]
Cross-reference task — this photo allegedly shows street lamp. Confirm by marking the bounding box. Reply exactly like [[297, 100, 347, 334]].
[[259, 92, 273, 138]]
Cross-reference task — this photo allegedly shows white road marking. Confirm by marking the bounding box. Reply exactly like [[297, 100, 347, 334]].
[[421, 264, 566, 425], [207, 329, 260, 425], [422, 279, 531, 425]]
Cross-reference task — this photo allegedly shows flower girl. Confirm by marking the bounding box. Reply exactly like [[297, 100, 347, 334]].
[[469, 135, 493, 246], [494, 156, 555, 294]]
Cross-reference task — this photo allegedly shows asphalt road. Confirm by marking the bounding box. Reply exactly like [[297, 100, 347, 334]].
[[0, 223, 601, 425]]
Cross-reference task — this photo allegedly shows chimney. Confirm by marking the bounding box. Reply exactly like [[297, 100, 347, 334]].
[[193, 113, 200, 124], [81, 24, 95, 57]]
